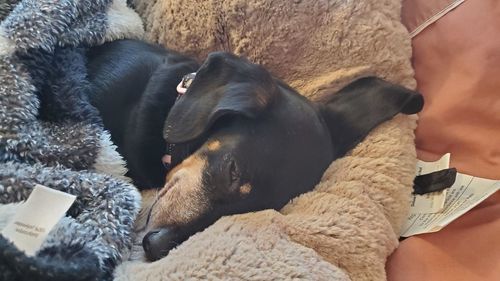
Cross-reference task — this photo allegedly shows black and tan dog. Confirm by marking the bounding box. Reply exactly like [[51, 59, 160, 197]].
[[87, 39, 423, 261]]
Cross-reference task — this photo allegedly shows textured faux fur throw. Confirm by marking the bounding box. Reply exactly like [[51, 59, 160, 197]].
[[114, 1, 418, 281], [0, 1, 144, 280]]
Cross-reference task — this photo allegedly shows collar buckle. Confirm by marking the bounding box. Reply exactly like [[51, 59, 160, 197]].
[[176, 72, 196, 95]]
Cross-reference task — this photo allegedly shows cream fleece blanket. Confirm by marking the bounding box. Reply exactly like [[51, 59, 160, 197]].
[[114, 0, 417, 280]]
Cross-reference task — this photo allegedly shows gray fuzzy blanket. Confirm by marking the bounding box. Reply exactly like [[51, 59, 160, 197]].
[[0, 1, 144, 280]]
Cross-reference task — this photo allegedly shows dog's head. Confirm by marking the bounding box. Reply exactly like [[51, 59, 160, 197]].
[[142, 52, 423, 261]]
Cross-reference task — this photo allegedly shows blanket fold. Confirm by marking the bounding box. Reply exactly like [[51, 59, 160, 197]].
[[0, 0, 144, 280]]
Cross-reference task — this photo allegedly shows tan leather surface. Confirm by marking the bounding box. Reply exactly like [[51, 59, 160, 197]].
[[388, 1, 500, 280], [401, 0, 462, 34], [387, 191, 500, 281], [408, 0, 500, 180]]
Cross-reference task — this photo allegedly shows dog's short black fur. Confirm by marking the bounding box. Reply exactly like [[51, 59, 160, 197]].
[[87, 39, 423, 261], [87, 40, 199, 188]]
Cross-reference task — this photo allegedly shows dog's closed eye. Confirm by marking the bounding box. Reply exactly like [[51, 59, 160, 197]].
[[229, 159, 239, 185]]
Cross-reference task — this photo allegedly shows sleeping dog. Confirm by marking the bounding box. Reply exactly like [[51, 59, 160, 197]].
[[87, 39, 423, 261]]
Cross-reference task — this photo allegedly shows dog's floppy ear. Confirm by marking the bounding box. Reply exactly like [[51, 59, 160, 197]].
[[164, 52, 276, 143], [319, 77, 424, 158]]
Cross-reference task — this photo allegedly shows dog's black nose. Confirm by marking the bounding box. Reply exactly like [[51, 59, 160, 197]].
[[142, 229, 158, 256], [142, 228, 180, 261]]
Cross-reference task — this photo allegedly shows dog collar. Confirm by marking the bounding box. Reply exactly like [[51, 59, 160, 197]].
[[176, 72, 196, 95], [163, 72, 197, 168]]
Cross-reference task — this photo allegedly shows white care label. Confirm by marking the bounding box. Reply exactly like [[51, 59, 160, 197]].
[[401, 173, 500, 237], [410, 153, 451, 213], [1, 184, 76, 256]]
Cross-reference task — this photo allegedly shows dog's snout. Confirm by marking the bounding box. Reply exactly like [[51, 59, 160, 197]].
[[142, 228, 180, 261]]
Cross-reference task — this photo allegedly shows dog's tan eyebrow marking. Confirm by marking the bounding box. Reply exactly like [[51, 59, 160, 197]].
[[207, 140, 221, 151], [239, 183, 252, 196]]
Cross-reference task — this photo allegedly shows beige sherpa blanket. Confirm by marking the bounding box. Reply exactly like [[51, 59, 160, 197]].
[[114, 0, 417, 280]]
